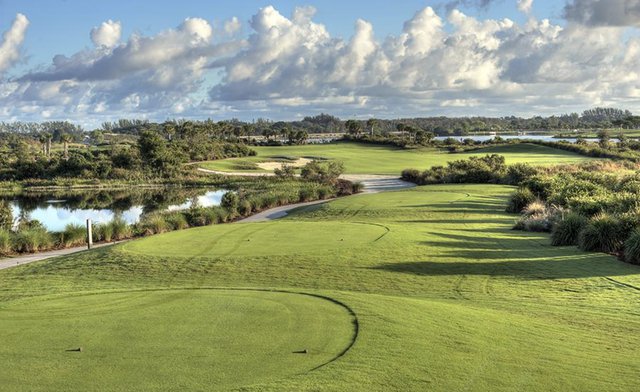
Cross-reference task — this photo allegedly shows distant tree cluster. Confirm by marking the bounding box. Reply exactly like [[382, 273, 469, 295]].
[[0, 125, 256, 181]]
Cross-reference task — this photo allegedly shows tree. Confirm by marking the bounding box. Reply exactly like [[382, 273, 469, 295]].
[[597, 129, 611, 149], [345, 120, 363, 137], [137, 130, 184, 177], [366, 118, 379, 136], [300, 160, 344, 185], [60, 133, 73, 160], [618, 132, 629, 148]]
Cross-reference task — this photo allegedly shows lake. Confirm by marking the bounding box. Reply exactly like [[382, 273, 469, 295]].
[[2, 187, 227, 232]]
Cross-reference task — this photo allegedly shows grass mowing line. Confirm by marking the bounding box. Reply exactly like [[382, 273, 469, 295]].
[[352, 221, 391, 242], [603, 277, 640, 292]]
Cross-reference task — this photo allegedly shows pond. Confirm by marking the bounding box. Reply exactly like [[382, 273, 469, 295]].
[[2, 187, 227, 232]]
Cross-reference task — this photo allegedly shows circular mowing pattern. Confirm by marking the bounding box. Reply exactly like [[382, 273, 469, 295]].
[[0, 289, 356, 391]]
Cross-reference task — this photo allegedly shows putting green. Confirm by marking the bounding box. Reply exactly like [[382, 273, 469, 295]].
[[0, 289, 355, 391], [121, 221, 389, 257]]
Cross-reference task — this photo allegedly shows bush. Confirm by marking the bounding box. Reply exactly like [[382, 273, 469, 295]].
[[111, 217, 132, 240], [0, 229, 11, 254], [186, 207, 208, 227], [522, 200, 547, 217], [164, 212, 189, 230], [301, 160, 344, 185], [401, 169, 423, 185], [513, 203, 563, 233], [139, 214, 169, 236], [299, 188, 317, 202], [551, 213, 588, 246], [238, 199, 252, 216], [624, 229, 640, 264], [96, 222, 114, 242], [274, 164, 296, 179], [221, 191, 239, 212], [504, 163, 538, 185], [61, 223, 86, 248], [14, 228, 52, 253], [506, 188, 536, 213], [578, 213, 625, 253]]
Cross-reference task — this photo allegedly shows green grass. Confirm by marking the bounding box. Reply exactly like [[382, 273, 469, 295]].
[[0, 289, 353, 390], [2, 184, 640, 391], [199, 142, 595, 175]]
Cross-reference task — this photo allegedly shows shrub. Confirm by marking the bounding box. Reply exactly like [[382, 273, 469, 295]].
[[298, 188, 317, 202], [578, 213, 625, 253], [504, 163, 538, 185], [238, 199, 252, 216], [14, 228, 52, 253], [61, 223, 86, 248], [522, 200, 547, 217], [551, 213, 588, 246], [317, 186, 333, 199], [221, 191, 239, 212], [506, 188, 536, 213], [624, 229, 640, 264], [139, 214, 169, 236], [186, 207, 208, 227], [164, 212, 189, 230], [274, 164, 296, 179], [301, 160, 344, 185], [0, 229, 11, 254], [111, 217, 132, 240], [401, 169, 423, 185], [513, 203, 563, 233], [351, 182, 365, 194], [96, 222, 114, 242]]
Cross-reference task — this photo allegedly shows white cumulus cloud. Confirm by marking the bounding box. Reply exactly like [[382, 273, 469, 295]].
[[90, 20, 121, 48], [0, 13, 29, 74]]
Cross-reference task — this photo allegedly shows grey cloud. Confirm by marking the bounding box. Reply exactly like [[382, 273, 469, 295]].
[[564, 0, 640, 26]]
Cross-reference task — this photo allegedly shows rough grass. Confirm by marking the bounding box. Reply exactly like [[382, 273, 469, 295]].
[[199, 142, 595, 175], [1, 184, 640, 391]]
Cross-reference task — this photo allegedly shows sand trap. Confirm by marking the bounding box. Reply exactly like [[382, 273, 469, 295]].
[[257, 158, 312, 171]]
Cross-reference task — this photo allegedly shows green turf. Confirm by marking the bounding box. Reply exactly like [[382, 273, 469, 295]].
[[2, 184, 640, 391], [199, 142, 595, 175], [0, 289, 354, 390]]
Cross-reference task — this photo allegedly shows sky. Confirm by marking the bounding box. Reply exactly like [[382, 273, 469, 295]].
[[1, 0, 640, 127]]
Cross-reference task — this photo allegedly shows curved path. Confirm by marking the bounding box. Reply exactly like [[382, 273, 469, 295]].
[[0, 175, 414, 269], [0, 241, 125, 271]]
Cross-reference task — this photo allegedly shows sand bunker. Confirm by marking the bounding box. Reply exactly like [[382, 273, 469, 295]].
[[257, 158, 312, 171]]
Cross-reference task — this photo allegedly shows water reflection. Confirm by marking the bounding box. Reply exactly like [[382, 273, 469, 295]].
[[3, 188, 226, 232]]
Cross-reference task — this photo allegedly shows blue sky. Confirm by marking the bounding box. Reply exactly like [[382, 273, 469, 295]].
[[0, 0, 639, 126]]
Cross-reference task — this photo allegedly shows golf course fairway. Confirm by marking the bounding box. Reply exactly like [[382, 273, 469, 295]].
[[1, 184, 639, 390], [199, 142, 595, 175]]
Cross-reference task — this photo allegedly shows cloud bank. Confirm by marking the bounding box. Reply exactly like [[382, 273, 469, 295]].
[[2, 3, 640, 125]]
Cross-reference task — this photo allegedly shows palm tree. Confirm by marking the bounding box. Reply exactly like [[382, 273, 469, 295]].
[[366, 118, 379, 136], [60, 133, 72, 160], [38, 133, 48, 156]]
